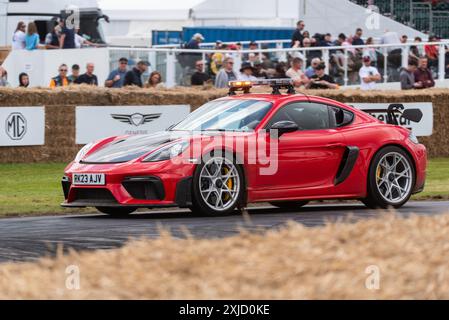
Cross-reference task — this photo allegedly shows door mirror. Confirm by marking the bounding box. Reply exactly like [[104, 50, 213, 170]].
[[269, 121, 298, 137]]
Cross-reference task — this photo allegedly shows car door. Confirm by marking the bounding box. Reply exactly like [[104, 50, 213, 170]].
[[254, 102, 347, 197]]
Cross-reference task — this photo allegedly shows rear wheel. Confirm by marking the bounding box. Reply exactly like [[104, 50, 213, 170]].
[[191, 152, 245, 216], [362, 146, 415, 209], [96, 207, 137, 217], [269, 201, 309, 209]]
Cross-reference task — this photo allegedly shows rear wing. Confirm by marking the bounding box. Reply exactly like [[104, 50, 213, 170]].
[[360, 104, 423, 125]]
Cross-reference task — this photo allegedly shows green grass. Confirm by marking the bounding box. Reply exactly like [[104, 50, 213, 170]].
[[0, 159, 448, 217], [412, 158, 449, 200], [0, 163, 91, 217]]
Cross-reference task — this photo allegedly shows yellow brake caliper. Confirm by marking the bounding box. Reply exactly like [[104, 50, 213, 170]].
[[223, 166, 233, 201], [376, 165, 382, 183]]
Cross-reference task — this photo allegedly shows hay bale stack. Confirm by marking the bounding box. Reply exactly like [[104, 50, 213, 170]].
[[0, 87, 448, 162]]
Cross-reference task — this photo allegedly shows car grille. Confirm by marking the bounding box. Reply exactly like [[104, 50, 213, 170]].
[[73, 188, 117, 203]]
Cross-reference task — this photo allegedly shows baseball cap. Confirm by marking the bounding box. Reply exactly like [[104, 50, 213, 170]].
[[193, 33, 205, 41], [363, 55, 371, 62]]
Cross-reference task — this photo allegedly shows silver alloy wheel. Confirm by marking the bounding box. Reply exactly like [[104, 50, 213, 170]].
[[375, 152, 412, 204], [199, 157, 240, 212]]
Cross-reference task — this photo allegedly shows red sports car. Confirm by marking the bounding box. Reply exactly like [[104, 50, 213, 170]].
[[62, 80, 427, 216]]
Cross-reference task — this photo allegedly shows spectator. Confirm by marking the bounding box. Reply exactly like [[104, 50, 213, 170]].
[[75, 63, 98, 86], [410, 37, 425, 60], [0, 67, 9, 87], [25, 22, 40, 51], [425, 35, 439, 70], [352, 28, 365, 46], [286, 57, 309, 87], [291, 20, 305, 47], [362, 37, 377, 63], [59, 19, 76, 49], [306, 63, 338, 89], [238, 62, 258, 81], [186, 33, 204, 50], [215, 57, 237, 88], [273, 62, 288, 79], [68, 64, 80, 83], [210, 48, 226, 76], [359, 56, 381, 90], [414, 56, 435, 89], [305, 58, 321, 78], [253, 61, 269, 79], [49, 64, 71, 88], [147, 71, 164, 88], [12, 22, 26, 50], [124, 60, 150, 87], [45, 22, 61, 49], [75, 28, 97, 48], [191, 60, 210, 85], [400, 59, 419, 90], [401, 35, 408, 44], [380, 30, 401, 53], [324, 33, 333, 46], [105, 57, 128, 88], [18, 73, 29, 88]]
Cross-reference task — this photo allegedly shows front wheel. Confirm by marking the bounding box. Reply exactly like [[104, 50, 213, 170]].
[[362, 146, 415, 209], [96, 207, 137, 217], [191, 152, 245, 216]]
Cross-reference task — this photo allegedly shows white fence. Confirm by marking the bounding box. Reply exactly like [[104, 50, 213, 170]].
[[3, 40, 449, 88], [110, 40, 449, 88]]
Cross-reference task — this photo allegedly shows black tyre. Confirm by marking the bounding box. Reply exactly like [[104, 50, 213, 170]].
[[269, 201, 309, 209], [96, 207, 137, 217], [362, 146, 415, 209], [191, 151, 245, 216]]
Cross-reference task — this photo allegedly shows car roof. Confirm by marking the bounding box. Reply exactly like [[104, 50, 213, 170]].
[[220, 93, 350, 108]]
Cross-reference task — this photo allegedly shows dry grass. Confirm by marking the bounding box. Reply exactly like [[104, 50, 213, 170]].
[[1, 213, 449, 299]]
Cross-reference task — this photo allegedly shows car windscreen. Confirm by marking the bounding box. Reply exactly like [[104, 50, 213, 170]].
[[171, 99, 273, 132]]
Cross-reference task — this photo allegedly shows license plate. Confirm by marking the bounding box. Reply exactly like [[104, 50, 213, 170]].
[[73, 173, 106, 186]]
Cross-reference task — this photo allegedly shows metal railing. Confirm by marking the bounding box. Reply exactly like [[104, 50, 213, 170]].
[[109, 40, 449, 88]]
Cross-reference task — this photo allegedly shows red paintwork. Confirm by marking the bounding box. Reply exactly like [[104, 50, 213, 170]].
[[63, 93, 427, 207]]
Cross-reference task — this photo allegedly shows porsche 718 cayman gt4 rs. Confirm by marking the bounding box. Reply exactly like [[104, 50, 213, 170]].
[[61, 80, 427, 216]]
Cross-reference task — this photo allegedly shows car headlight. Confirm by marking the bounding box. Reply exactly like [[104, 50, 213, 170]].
[[74, 142, 94, 162], [409, 132, 419, 144], [143, 141, 189, 162]]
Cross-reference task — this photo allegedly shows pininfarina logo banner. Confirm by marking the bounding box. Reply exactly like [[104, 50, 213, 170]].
[[76, 105, 190, 144], [0, 107, 45, 146]]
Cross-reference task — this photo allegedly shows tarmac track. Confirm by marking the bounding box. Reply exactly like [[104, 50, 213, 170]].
[[0, 201, 448, 263]]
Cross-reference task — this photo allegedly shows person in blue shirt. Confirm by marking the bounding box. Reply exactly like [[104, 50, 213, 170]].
[[25, 22, 40, 51], [352, 28, 365, 46], [185, 33, 204, 49], [105, 57, 129, 88]]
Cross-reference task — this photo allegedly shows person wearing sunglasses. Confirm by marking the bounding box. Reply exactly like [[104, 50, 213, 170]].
[[49, 64, 71, 88], [214, 57, 237, 88], [105, 57, 129, 88], [191, 60, 210, 86]]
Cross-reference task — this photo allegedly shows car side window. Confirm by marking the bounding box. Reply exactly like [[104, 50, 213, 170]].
[[329, 106, 354, 128], [268, 102, 330, 131]]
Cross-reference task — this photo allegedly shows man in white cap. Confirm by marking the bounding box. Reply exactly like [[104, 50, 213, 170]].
[[186, 33, 205, 50], [359, 55, 381, 90]]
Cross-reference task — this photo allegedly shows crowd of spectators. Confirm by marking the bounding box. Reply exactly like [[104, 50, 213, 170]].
[[2, 20, 449, 90], [179, 21, 449, 91], [11, 20, 99, 51]]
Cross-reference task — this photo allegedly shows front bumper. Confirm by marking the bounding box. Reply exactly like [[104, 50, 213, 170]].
[[61, 160, 195, 208]]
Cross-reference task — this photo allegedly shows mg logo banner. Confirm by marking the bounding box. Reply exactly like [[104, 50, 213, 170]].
[[0, 107, 45, 146], [5, 112, 27, 140]]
